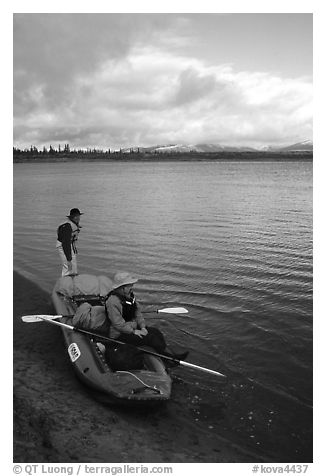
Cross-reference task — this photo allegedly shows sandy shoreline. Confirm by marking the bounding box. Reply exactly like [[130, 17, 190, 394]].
[[13, 271, 265, 463]]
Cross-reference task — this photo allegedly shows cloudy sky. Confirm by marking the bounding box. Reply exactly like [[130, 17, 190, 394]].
[[13, 13, 312, 150]]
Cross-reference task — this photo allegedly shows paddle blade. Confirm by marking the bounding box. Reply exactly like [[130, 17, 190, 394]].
[[158, 307, 188, 314], [180, 361, 227, 378], [21, 315, 62, 323]]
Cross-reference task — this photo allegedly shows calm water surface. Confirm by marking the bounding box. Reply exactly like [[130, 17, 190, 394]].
[[13, 160, 313, 461]]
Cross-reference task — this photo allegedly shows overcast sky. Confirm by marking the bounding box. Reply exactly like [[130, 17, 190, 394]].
[[13, 13, 312, 150]]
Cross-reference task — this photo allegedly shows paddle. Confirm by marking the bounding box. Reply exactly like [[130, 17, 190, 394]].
[[22, 307, 188, 323], [21, 314, 226, 379], [143, 307, 188, 314]]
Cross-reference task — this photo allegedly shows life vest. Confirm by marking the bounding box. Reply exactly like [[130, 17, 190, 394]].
[[109, 292, 137, 322], [57, 219, 81, 253]]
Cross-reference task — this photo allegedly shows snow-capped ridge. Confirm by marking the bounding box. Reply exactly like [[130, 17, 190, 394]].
[[119, 140, 313, 153]]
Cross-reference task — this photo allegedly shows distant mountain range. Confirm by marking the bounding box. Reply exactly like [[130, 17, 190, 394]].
[[261, 140, 313, 152], [122, 140, 313, 153]]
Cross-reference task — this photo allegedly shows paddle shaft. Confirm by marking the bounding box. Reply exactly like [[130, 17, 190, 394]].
[[36, 317, 226, 379], [26, 307, 188, 320]]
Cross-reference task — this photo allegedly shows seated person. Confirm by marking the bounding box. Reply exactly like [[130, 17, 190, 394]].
[[105, 271, 188, 362]]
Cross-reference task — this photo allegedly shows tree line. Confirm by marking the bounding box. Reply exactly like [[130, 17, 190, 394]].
[[13, 144, 313, 162], [13, 144, 144, 156]]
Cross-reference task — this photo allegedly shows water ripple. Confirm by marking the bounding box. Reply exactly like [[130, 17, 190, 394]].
[[14, 160, 312, 458]]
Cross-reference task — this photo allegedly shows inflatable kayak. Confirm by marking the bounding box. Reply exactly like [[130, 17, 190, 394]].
[[51, 276, 172, 405]]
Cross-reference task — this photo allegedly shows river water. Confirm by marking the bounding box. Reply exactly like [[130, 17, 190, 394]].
[[13, 159, 313, 461]]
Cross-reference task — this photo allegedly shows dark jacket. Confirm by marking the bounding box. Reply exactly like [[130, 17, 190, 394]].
[[56, 219, 80, 261]]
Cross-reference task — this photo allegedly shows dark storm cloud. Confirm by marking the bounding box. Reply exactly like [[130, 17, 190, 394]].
[[13, 13, 312, 149], [13, 13, 175, 114], [174, 68, 219, 105]]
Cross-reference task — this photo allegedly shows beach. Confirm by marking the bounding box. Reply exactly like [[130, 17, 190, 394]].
[[13, 271, 262, 463]]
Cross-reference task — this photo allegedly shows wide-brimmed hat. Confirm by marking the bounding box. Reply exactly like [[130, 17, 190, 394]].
[[111, 271, 138, 291], [67, 208, 84, 218]]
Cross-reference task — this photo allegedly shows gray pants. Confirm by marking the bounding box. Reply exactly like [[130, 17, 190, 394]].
[[57, 245, 77, 276]]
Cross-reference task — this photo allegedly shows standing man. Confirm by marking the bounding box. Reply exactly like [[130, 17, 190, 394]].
[[56, 208, 83, 276]]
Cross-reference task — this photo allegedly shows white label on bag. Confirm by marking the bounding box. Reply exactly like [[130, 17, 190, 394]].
[[68, 343, 81, 362]]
